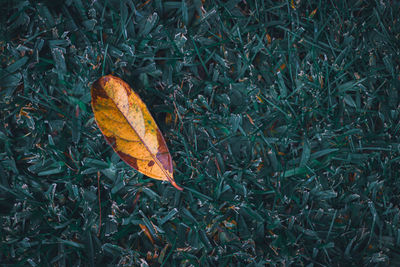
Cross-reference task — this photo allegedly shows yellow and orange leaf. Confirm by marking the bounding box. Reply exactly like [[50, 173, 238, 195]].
[[91, 75, 182, 190]]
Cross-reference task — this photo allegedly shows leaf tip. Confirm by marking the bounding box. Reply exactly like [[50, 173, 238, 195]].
[[171, 181, 184, 191]]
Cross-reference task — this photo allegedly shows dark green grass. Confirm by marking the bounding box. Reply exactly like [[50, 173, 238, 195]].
[[1, 0, 400, 266]]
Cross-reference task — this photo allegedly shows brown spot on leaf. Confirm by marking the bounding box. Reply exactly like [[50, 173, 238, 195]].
[[118, 151, 139, 170], [155, 130, 172, 172], [104, 135, 117, 148], [148, 160, 155, 167], [102, 135, 140, 171], [91, 79, 109, 105], [156, 130, 168, 154], [156, 152, 172, 173]]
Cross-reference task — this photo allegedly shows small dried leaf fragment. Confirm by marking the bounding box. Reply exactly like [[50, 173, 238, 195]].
[[91, 75, 182, 190]]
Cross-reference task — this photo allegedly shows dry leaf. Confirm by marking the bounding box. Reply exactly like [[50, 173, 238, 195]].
[[91, 75, 182, 190], [139, 224, 155, 244]]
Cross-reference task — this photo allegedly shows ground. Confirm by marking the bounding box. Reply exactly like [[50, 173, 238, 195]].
[[1, 0, 400, 266]]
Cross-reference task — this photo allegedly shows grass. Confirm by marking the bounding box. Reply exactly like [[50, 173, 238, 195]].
[[1, 0, 400, 266]]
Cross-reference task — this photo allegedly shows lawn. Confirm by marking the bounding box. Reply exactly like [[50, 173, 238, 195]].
[[1, 0, 400, 266]]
